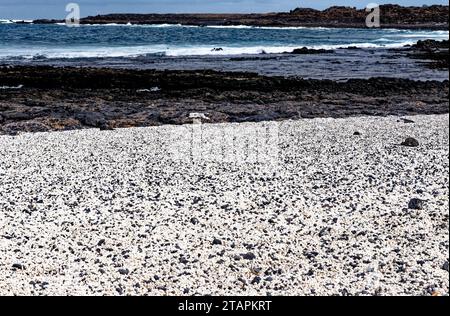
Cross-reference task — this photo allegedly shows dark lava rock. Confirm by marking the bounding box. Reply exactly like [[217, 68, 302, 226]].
[[2, 121, 50, 134], [118, 268, 130, 275], [241, 252, 256, 260], [179, 257, 189, 264], [408, 198, 425, 210], [304, 251, 319, 259], [12, 263, 26, 270], [75, 112, 106, 128], [35, 5, 449, 30], [353, 131, 362, 136], [413, 39, 449, 50], [319, 227, 332, 237], [1, 66, 449, 134], [190, 217, 199, 225], [289, 47, 334, 54], [409, 40, 449, 69], [251, 276, 262, 285], [237, 277, 247, 285], [399, 118, 415, 124], [97, 239, 106, 246], [99, 123, 114, 131], [212, 238, 222, 246], [401, 137, 420, 147], [443, 261, 449, 272]]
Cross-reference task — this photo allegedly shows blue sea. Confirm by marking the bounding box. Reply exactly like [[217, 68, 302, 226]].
[[0, 22, 448, 80]]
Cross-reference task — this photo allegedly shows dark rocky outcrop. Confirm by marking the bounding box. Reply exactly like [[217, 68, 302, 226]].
[[33, 5, 449, 30], [1, 66, 448, 134], [288, 47, 334, 55], [407, 40, 449, 69]]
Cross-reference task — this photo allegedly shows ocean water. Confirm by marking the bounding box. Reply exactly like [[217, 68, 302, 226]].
[[0, 23, 448, 59], [0, 23, 448, 80]]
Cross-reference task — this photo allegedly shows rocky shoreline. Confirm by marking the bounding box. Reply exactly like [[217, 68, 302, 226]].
[[406, 39, 450, 69], [33, 5, 449, 30], [0, 65, 448, 135]]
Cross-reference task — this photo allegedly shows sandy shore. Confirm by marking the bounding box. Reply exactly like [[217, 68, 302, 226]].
[[0, 114, 448, 296]]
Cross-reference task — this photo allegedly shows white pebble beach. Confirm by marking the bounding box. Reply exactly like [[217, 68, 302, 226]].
[[0, 114, 449, 296]]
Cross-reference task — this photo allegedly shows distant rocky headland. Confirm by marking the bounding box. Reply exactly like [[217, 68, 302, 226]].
[[33, 5, 449, 29]]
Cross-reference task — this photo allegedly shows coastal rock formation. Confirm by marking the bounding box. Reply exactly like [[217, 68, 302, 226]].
[[33, 5, 449, 30], [1, 66, 448, 134], [288, 47, 334, 55], [407, 40, 449, 69]]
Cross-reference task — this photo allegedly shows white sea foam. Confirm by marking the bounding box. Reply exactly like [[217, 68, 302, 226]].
[[0, 24, 447, 60], [0, 19, 33, 24], [0, 41, 428, 60], [0, 85, 24, 90]]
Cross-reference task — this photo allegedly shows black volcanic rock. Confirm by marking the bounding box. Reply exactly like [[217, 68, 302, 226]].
[[289, 47, 334, 55], [401, 137, 420, 147], [33, 5, 449, 30], [1, 66, 449, 134], [408, 40, 449, 69], [408, 198, 425, 210]]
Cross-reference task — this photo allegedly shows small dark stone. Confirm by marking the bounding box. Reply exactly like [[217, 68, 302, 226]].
[[97, 239, 106, 246], [116, 287, 124, 295], [237, 277, 247, 285], [353, 131, 362, 136], [212, 238, 222, 246], [241, 252, 256, 260], [304, 251, 319, 259], [401, 137, 420, 147], [319, 227, 332, 237], [12, 263, 25, 270], [408, 198, 425, 210], [190, 217, 199, 225], [443, 261, 449, 272], [251, 276, 262, 285], [399, 118, 415, 124], [118, 268, 130, 275], [179, 257, 189, 264]]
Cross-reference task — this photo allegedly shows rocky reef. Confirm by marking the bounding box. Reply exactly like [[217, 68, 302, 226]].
[[1, 66, 448, 134], [407, 40, 449, 69]]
